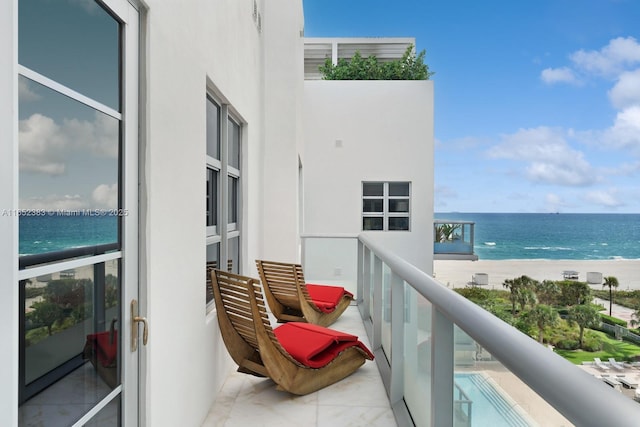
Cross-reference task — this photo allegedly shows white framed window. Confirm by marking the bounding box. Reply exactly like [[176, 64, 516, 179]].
[[206, 94, 242, 307], [362, 181, 410, 231]]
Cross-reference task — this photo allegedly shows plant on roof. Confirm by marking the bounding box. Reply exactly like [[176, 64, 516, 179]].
[[319, 44, 434, 80]]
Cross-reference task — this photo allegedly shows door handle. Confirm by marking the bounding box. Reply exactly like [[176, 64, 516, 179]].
[[131, 299, 149, 351]]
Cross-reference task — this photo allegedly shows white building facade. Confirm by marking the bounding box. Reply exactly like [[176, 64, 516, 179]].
[[0, 1, 433, 426]]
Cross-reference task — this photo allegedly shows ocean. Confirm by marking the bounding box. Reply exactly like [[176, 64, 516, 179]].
[[18, 212, 640, 261], [19, 214, 118, 256], [435, 213, 640, 261]]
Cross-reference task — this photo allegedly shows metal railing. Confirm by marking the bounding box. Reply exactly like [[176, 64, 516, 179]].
[[302, 234, 640, 426]]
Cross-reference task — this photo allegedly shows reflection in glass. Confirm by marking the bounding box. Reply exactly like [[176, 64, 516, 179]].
[[363, 199, 383, 213], [23, 261, 120, 390], [206, 97, 220, 159], [404, 290, 432, 427], [389, 199, 409, 213], [18, 0, 120, 111], [228, 177, 238, 224], [206, 243, 220, 304], [18, 76, 119, 256], [206, 168, 218, 228], [389, 217, 409, 231], [389, 182, 410, 196], [363, 182, 383, 196], [84, 395, 121, 426], [229, 237, 240, 274], [363, 217, 383, 231], [228, 118, 240, 169]]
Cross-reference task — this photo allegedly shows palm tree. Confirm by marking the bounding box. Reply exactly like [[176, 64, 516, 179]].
[[603, 276, 619, 316], [502, 278, 519, 315], [526, 304, 560, 344], [434, 223, 461, 242], [534, 280, 560, 305], [568, 304, 601, 348]]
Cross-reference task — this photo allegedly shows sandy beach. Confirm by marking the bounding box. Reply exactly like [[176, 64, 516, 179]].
[[434, 259, 640, 290]]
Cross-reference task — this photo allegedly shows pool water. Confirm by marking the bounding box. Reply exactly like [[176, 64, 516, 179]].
[[454, 373, 533, 427]]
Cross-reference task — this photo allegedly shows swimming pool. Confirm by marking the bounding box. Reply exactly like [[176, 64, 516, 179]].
[[454, 373, 533, 427]]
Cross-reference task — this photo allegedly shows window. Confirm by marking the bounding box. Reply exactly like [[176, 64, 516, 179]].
[[17, 0, 135, 419], [362, 182, 410, 231], [206, 94, 241, 306]]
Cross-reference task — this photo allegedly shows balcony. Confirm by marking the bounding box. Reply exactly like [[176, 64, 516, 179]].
[[204, 234, 640, 427], [434, 220, 478, 261]]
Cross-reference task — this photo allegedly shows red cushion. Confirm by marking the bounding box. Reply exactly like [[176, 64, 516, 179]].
[[274, 322, 373, 368], [306, 284, 353, 313], [85, 331, 118, 367]]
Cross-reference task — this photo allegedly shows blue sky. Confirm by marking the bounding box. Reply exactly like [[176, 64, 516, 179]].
[[303, 0, 640, 213]]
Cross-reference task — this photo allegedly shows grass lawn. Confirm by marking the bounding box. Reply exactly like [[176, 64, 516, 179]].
[[554, 330, 640, 364]]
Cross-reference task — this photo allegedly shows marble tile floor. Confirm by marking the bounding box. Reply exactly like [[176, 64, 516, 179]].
[[202, 306, 398, 427], [19, 363, 116, 427]]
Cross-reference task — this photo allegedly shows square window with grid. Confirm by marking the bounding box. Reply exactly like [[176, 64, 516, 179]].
[[362, 182, 410, 231]]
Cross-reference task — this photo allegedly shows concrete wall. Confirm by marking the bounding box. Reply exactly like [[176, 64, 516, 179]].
[[303, 80, 435, 274], [140, 0, 302, 425], [260, 0, 305, 266]]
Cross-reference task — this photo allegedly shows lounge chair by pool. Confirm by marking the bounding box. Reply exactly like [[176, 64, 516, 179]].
[[594, 357, 610, 371], [609, 358, 625, 371]]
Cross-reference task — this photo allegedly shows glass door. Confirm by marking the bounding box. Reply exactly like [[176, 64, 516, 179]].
[[17, 0, 139, 425]]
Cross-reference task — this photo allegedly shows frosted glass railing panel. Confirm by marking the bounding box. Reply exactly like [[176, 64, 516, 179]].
[[301, 236, 358, 295], [452, 325, 574, 427], [381, 264, 392, 361], [404, 288, 432, 427]]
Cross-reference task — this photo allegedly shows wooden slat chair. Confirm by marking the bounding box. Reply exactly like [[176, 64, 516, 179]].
[[206, 260, 233, 304], [255, 259, 353, 327], [211, 269, 373, 395]]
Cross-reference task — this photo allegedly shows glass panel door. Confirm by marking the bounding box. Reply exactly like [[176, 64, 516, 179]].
[[17, 0, 139, 425]]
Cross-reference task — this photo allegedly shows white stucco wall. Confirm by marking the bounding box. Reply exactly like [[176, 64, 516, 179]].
[[303, 80, 435, 274], [260, 1, 305, 266], [141, 1, 303, 426]]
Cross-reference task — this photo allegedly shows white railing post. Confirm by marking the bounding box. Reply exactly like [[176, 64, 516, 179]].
[[389, 272, 405, 404], [372, 256, 383, 350], [357, 240, 364, 305], [431, 308, 454, 427], [362, 246, 371, 319]]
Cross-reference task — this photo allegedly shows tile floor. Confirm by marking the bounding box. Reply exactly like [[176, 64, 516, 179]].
[[201, 306, 397, 427], [19, 363, 116, 426]]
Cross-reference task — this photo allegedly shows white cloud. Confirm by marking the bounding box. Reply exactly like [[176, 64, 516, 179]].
[[570, 36, 640, 77], [488, 127, 596, 186], [600, 106, 640, 153], [68, 0, 102, 15], [541, 67, 580, 85], [19, 111, 118, 176], [19, 114, 68, 175], [92, 183, 118, 208], [20, 194, 86, 211], [608, 69, 640, 109], [583, 189, 623, 208], [19, 78, 40, 102]]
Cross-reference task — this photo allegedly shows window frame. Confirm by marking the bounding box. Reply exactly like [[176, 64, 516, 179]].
[[362, 181, 411, 231], [205, 92, 242, 309]]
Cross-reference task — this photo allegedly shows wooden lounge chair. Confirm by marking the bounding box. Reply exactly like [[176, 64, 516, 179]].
[[255, 259, 353, 327], [211, 269, 373, 395]]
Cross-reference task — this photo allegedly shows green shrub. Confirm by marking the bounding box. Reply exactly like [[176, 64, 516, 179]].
[[600, 314, 628, 327], [583, 335, 603, 352], [320, 45, 434, 80], [555, 339, 579, 350]]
